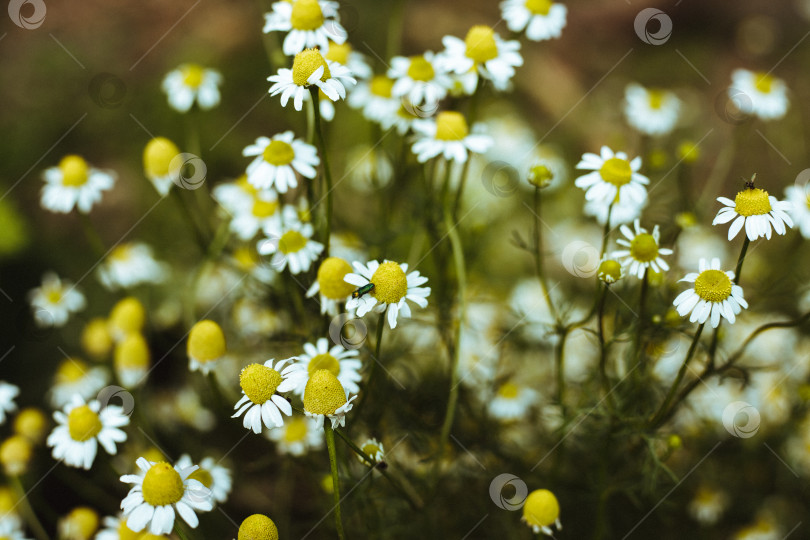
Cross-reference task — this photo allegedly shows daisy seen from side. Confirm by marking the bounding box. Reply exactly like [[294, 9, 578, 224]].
[[575, 146, 649, 208], [268, 48, 355, 112], [263, 0, 344, 56], [344, 260, 431, 329], [673, 257, 748, 328], [162, 64, 222, 113], [232, 359, 298, 434], [713, 178, 793, 241], [411, 111, 493, 163], [611, 219, 673, 279]]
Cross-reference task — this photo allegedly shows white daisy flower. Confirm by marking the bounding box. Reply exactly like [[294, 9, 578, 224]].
[[0, 519, 31, 540], [268, 48, 355, 112], [143, 137, 182, 197], [785, 184, 810, 239], [97, 242, 168, 291], [357, 437, 385, 466], [488, 381, 538, 421], [673, 257, 748, 328], [610, 219, 673, 279], [383, 104, 421, 135], [232, 359, 298, 434], [325, 40, 372, 81], [212, 174, 259, 215], [730, 68, 788, 121], [623, 83, 681, 136], [285, 337, 362, 396], [257, 220, 323, 275], [575, 146, 649, 207], [41, 155, 115, 214], [46, 395, 129, 470], [411, 111, 493, 163], [344, 260, 431, 329], [187, 320, 226, 375], [161, 64, 222, 113], [306, 257, 357, 316], [348, 75, 400, 124], [388, 52, 451, 108], [114, 334, 151, 389], [243, 132, 319, 193], [49, 358, 109, 408], [263, 0, 344, 56], [27, 272, 86, 328], [302, 369, 357, 429], [440, 26, 523, 92], [713, 181, 794, 241], [0, 382, 19, 425], [265, 415, 324, 456], [226, 191, 281, 241], [500, 0, 567, 41], [174, 455, 232, 505], [120, 457, 213, 535]]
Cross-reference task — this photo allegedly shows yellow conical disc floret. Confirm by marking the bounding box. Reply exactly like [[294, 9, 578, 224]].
[[59, 155, 90, 187], [279, 230, 307, 254], [407, 56, 435, 82], [522, 489, 560, 529], [292, 48, 331, 87], [599, 157, 632, 187], [526, 0, 552, 15], [182, 64, 204, 88], [629, 233, 659, 263], [307, 353, 340, 377], [240, 364, 282, 405], [262, 140, 295, 166], [67, 405, 102, 442], [141, 462, 185, 506], [284, 417, 309, 442], [303, 369, 347, 416], [56, 358, 89, 383], [62, 507, 99, 540], [325, 41, 351, 65], [13, 408, 47, 443], [187, 320, 226, 363], [188, 467, 213, 488], [238, 514, 279, 540], [109, 297, 146, 338], [81, 317, 113, 359], [370, 76, 394, 98], [370, 261, 408, 304], [117, 520, 165, 540], [317, 257, 355, 299], [435, 111, 469, 141], [734, 187, 772, 216], [114, 333, 151, 369], [290, 0, 324, 31], [143, 137, 180, 178], [0, 435, 33, 475], [694, 269, 732, 303], [465, 26, 498, 63], [598, 259, 623, 284]]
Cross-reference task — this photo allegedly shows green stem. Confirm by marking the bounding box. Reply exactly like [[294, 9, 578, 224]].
[[174, 522, 191, 540], [79, 213, 106, 259], [733, 236, 750, 285], [597, 284, 610, 398], [634, 268, 650, 375], [324, 423, 346, 540], [11, 475, 48, 540], [556, 328, 569, 407], [599, 202, 615, 258], [351, 312, 385, 422], [708, 236, 750, 367], [532, 186, 559, 324], [311, 88, 333, 256], [649, 323, 705, 428]]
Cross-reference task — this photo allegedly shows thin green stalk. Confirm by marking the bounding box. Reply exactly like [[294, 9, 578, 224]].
[[733, 236, 750, 285], [11, 475, 48, 540], [634, 268, 650, 375], [556, 328, 569, 406], [174, 522, 191, 540], [324, 423, 346, 540], [707, 236, 750, 367], [599, 203, 615, 258], [597, 284, 610, 398], [532, 186, 559, 324], [648, 323, 705, 428], [311, 88, 333, 256], [351, 312, 385, 421]]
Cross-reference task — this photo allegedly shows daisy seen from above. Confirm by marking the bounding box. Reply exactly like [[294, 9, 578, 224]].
[[285, 337, 363, 396], [500, 0, 567, 41], [257, 220, 324, 275], [611, 219, 673, 279], [713, 177, 793, 241], [729, 68, 788, 121], [232, 358, 298, 434], [263, 0, 344, 56], [388, 52, 451, 108], [440, 25, 523, 92], [344, 260, 431, 329], [673, 257, 748, 328], [41, 155, 116, 214], [303, 368, 357, 429], [28, 272, 85, 328], [306, 256, 358, 315], [97, 242, 168, 291], [174, 454, 232, 506], [575, 146, 649, 208], [623, 83, 681, 137], [120, 457, 213, 535], [488, 381, 538, 421], [357, 437, 385, 466], [162, 64, 222, 113], [411, 111, 493, 163], [243, 131, 320, 193], [268, 48, 355, 112]]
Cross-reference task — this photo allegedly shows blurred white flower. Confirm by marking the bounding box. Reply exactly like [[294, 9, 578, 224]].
[[162, 64, 222, 113]]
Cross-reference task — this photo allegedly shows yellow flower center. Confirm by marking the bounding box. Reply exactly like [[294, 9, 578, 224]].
[[497, 382, 519, 399], [109, 244, 132, 263], [598, 259, 623, 283], [187, 320, 226, 363], [525, 0, 552, 15], [279, 230, 307, 254], [599, 157, 632, 187], [262, 140, 295, 166], [361, 441, 382, 458], [307, 353, 340, 377], [144, 137, 180, 178], [694, 269, 732, 303], [677, 141, 700, 163], [290, 0, 324, 31], [238, 514, 279, 540], [523, 489, 560, 527], [528, 165, 554, 188], [734, 188, 772, 216], [59, 155, 89, 187], [805, 193, 810, 210], [188, 467, 213, 488], [629, 233, 659, 263], [117, 520, 165, 540], [283, 417, 309, 443], [240, 363, 282, 404], [292, 48, 331, 86], [325, 41, 351, 65], [0, 435, 32, 474], [109, 297, 146, 336], [317, 257, 355, 299], [249, 199, 277, 219], [141, 462, 185, 507], [303, 369, 347, 416], [465, 26, 499, 63], [435, 111, 469, 141], [67, 405, 102, 442], [236, 174, 258, 195], [234, 245, 260, 270], [369, 76, 394, 98], [47, 289, 62, 303], [370, 261, 408, 304], [407, 55, 435, 82], [114, 333, 150, 369], [14, 408, 47, 442], [182, 64, 205, 88], [647, 90, 665, 109], [57, 358, 88, 383], [754, 72, 773, 94], [63, 507, 99, 540]]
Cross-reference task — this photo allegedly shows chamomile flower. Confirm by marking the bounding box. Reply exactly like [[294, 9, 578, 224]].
[[597, 258, 624, 284], [611, 220, 673, 279], [575, 146, 649, 207], [14, 407, 48, 444], [286, 338, 362, 396], [0, 519, 30, 540], [95, 514, 166, 540], [28, 272, 86, 328], [161, 64, 222, 113], [688, 487, 728, 526], [227, 192, 281, 241], [232, 359, 297, 434], [784, 184, 810, 238], [265, 416, 324, 456], [388, 52, 451, 108], [411, 111, 493, 163], [187, 320, 226, 375], [522, 489, 562, 536], [97, 243, 168, 290], [623, 83, 681, 136], [0, 382, 19, 426], [730, 69, 788, 121], [0, 435, 33, 476], [143, 137, 182, 196], [440, 26, 523, 92], [174, 455, 232, 505], [257, 221, 323, 275], [500, 0, 567, 41], [344, 260, 431, 329], [108, 297, 146, 342], [120, 457, 213, 535], [268, 48, 355, 112], [243, 132, 319, 193], [713, 181, 793, 241], [306, 257, 357, 316], [50, 358, 108, 408], [324, 40, 372, 80], [47, 395, 129, 470], [263, 0, 344, 56], [488, 381, 538, 421], [348, 75, 400, 124], [237, 515, 279, 540], [114, 333, 151, 388], [673, 258, 748, 328], [57, 507, 99, 540], [302, 369, 357, 429], [41, 155, 116, 214], [357, 438, 385, 466]]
